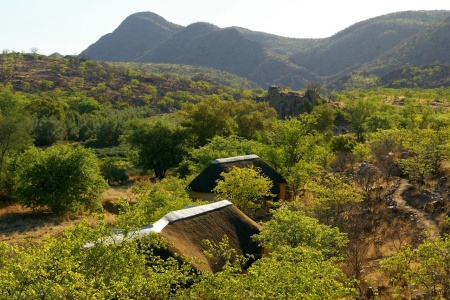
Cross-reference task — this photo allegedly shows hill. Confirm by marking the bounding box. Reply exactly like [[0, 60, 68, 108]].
[[80, 11, 450, 90], [290, 11, 450, 77], [327, 15, 450, 90], [361, 16, 450, 75], [111, 62, 260, 89], [142, 23, 323, 88], [0, 52, 247, 109], [81, 12, 183, 62]]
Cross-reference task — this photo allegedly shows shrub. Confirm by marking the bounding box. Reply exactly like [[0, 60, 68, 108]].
[[13, 145, 108, 214]]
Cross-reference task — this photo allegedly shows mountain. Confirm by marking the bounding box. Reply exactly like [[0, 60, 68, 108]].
[[81, 12, 182, 62], [81, 11, 450, 90], [361, 16, 450, 75], [289, 11, 450, 77], [328, 15, 450, 90]]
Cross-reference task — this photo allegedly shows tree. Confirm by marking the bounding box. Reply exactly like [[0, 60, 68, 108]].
[[179, 95, 237, 146], [0, 221, 195, 299], [0, 91, 33, 179], [311, 103, 336, 132], [181, 135, 267, 176], [397, 129, 450, 185], [305, 174, 362, 226], [382, 232, 450, 298], [183, 246, 357, 299], [126, 119, 187, 179], [13, 145, 108, 214], [213, 166, 273, 215], [253, 208, 348, 259], [233, 100, 276, 140], [368, 129, 403, 185], [347, 97, 379, 142]]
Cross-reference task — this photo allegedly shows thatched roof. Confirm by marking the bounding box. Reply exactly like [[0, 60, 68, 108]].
[[160, 201, 261, 272], [188, 155, 287, 195], [84, 200, 261, 273]]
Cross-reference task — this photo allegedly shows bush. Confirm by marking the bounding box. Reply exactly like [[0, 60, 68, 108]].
[[13, 145, 108, 214], [100, 159, 129, 185]]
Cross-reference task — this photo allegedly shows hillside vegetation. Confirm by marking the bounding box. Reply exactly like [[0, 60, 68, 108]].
[[2, 52, 450, 298], [81, 10, 450, 90]]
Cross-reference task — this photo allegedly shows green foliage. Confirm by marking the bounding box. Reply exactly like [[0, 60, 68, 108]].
[[382, 232, 450, 298], [0, 221, 196, 299], [310, 103, 337, 132], [13, 145, 108, 213], [346, 97, 381, 141], [116, 177, 207, 229], [32, 116, 66, 146], [397, 128, 450, 184], [181, 135, 267, 177], [67, 96, 103, 115], [254, 208, 348, 258], [126, 119, 187, 179], [0, 91, 33, 181], [179, 96, 276, 147], [100, 158, 129, 185], [183, 246, 357, 299], [202, 235, 251, 273], [331, 135, 357, 153], [179, 96, 238, 146], [263, 116, 332, 172], [305, 174, 363, 225], [96, 116, 124, 146], [213, 167, 273, 215]]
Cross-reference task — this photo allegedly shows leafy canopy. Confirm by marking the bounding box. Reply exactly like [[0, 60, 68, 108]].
[[13, 145, 108, 213]]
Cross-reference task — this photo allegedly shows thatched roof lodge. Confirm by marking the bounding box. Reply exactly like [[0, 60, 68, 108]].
[[85, 200, 262, 273], [187, 155, 287, 201]]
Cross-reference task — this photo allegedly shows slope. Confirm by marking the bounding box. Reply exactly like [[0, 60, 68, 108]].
[[289, 10, 450, 77], [81, 12, 183, 62], [362, 16, 450, 75]]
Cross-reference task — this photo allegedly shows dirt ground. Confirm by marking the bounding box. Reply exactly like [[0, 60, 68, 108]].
[[0, 184, 136, 245]]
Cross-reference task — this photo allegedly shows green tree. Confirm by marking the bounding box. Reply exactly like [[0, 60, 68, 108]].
[[254, 208, 348, 258], [397, 129, 450, 185], [126, 119, 187, 179], [347, 97, 379, 142], [184, 246, 356, 299], [13, 145, 108, 214], [382, 232, 450, 298], [306, 174, 363, 226], [213, 166, 273, 215], [311, 104, 336, 132], [181, 135, 267, 176], [0, 91, 33, 178], [32, 115, 66, 146], [116, 177, 207, 229], [0, 221, 195, 299], [179, 95, 237, 146], [234, 100, 277, 140], [96, 116, 123, 146]]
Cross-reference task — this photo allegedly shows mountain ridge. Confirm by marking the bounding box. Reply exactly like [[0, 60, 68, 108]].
[[81, 10, 450, 90]]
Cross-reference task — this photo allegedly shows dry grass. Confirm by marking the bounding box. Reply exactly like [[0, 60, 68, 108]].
[[0, 183, 137, 245], [0, 203, 83, 245]]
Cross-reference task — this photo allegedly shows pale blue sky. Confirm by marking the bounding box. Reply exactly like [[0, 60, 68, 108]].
[[2, 0, 450, 55]]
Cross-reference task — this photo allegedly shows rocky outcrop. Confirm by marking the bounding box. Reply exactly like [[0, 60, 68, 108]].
[[257, 85, 312, 119]]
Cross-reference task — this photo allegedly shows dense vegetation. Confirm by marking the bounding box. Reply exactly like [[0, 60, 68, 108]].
[[2, 52, 450, 298]]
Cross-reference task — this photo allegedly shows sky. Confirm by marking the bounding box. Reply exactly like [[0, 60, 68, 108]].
[[1, 0, 450, 55]]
